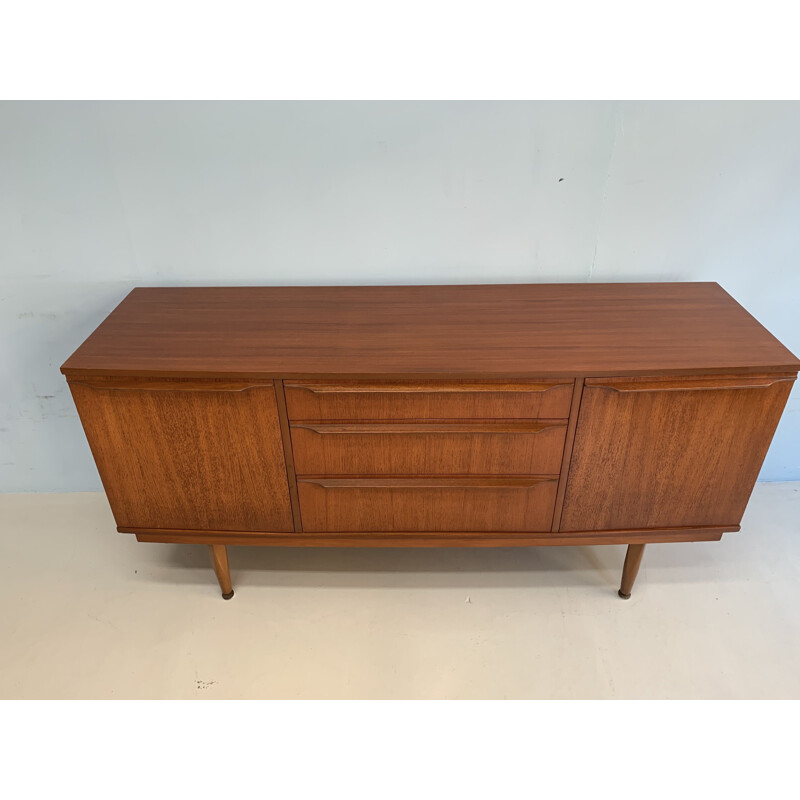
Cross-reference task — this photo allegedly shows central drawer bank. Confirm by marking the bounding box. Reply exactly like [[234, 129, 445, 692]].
[[61, 283, 799, 599]]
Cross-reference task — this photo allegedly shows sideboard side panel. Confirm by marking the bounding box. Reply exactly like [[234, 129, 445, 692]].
[[560, 374, 795, 531], [69, 380, 294, 532]]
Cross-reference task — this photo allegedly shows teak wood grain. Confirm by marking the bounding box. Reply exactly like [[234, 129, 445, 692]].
[[60, 283, 800, 379], [560, 374, 795, 531], [296, 476, 558, 532], [68, 379, 294, 532], [60, 282, 800, 599], [130, 527, 730, 548], [550, 378, 585, 531], [285, 381, 573, 420], [274, 379, 303, 532], [290, 421, 567, 476]]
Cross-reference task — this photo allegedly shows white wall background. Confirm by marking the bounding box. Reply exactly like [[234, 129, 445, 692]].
[[2, 101, 799, 491]]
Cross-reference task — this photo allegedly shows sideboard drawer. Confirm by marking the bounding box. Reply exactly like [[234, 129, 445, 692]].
[[297, 477, 558, 532], [291, 421, 566, 475], [284, 380, 573, 420]]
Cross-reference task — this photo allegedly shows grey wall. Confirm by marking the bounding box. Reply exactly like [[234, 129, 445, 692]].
[[2, 101, 799, 491]]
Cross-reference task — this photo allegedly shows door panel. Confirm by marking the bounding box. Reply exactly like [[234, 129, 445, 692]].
[[560, 374, 794, 531], [69, 379, 293, 532]]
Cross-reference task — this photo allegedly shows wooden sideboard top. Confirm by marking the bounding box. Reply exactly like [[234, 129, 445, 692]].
[[61, 282, 800, 379]]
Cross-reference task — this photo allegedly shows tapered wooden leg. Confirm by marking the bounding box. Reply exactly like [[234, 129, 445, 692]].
[[209, 545, 234, 599], [618, 544, 646, 599]]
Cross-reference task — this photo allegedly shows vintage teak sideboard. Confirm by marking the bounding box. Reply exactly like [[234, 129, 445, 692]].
[[61, 283, 799, 600]]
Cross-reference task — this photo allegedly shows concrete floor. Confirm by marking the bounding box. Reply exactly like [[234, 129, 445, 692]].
[[1, 483, 799, 699]]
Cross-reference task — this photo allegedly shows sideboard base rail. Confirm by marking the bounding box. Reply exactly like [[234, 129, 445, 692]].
[[126, 525, 734, 547]]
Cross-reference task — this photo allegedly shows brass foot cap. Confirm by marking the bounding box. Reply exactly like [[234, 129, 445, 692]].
[[222, 590, 234, 600], [618, 589, 631, 600]]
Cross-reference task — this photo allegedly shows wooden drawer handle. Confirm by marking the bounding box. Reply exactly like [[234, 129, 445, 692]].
[[285, 382, 571, 394], [298, 476, 558, 489], [588, 374, 796, 393], [69, 379, 271, 392], [291, 421, 567, 434]]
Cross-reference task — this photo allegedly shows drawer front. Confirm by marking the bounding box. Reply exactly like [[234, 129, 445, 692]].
[[285, 381, 573, 420], [291, 421, 567, 475], [297, 477, 558, 532]]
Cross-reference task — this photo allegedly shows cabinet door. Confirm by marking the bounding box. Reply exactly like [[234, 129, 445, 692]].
[[560, 374, 794, 531], [69, 378, 293, 532]]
